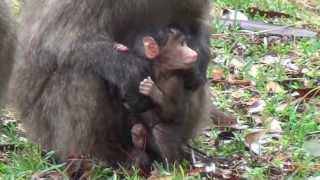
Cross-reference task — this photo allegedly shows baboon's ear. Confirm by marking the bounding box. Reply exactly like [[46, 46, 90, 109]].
[[143, 36, 160, 59]]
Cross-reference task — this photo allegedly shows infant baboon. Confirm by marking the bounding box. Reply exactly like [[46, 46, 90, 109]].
[[116, 27, 205, 166]]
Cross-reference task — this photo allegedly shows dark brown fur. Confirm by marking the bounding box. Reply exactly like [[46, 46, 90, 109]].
[[9, 0, 211, 166], [0, 1, 15, 107], [130, 123, 151, 172], [126, 29, 210, 164]]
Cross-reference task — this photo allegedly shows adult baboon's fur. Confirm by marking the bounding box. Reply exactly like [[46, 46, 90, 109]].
[[0, 1, 15, 107], [10, 0, 211, 166]]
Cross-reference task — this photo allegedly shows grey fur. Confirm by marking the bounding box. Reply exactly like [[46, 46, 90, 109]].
[[9, 0, 211, 166], [0, 1, 15, 107]]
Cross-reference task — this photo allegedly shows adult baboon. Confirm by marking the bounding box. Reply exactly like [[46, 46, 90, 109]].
[[10, 0, 211, 166]]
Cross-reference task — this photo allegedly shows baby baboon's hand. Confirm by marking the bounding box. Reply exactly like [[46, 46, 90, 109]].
[[113, 43, 129, 52], [139, 77, 155, 97]]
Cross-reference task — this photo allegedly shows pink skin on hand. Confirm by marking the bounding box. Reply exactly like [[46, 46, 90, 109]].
[[139, 77, 154, 96], [114, 43, 129, 52]]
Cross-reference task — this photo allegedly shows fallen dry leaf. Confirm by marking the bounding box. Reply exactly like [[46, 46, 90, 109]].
[[212, 68, 225, 81], [244, 129, 267, 155], [244, 97, 262, 106], [294, 87, 320, 99], [248, 100, 265, 114], [247, 7, 293, 19], [231, 89, 246, 99], [222, 9, 249, 21], [227, 79, 252, 86], [267, 118, 283, 133], [282, 58, 300, 72], [210, 5, 223, 17], [230, 58, 245, 69], [266, 81, 285, 93], [263, 55, 280, 64], [211, 79, 251, 86], [273, 151, 290, 162]]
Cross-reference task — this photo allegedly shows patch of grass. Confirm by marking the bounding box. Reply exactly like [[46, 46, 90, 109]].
[[210, 0, 320, 178], [1, 0, 319, 179], [280, 105, 319, 146], [244, 167, 268, 180], [216, 140, 247, 156], [0, 146, 64, 179]]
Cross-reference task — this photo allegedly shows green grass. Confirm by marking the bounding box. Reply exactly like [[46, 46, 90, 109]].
[[208, 0, 320, 178], [1, 0, 319, 179]]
